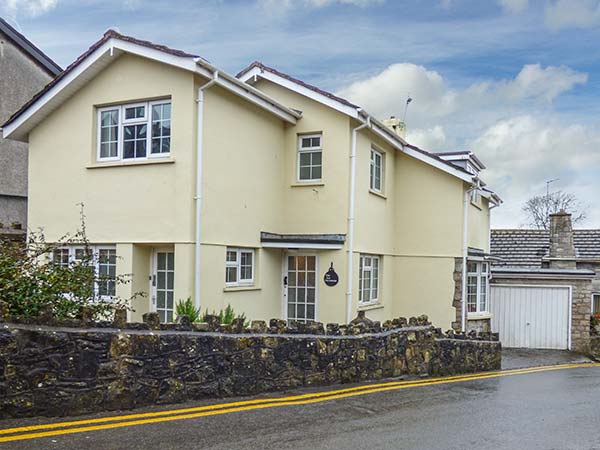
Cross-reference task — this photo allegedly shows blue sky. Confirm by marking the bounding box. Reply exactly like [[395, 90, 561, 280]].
[[3, 0, 600, 227]]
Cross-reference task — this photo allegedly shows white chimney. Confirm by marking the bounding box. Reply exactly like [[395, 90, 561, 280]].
[[382, 116, 406, 139]]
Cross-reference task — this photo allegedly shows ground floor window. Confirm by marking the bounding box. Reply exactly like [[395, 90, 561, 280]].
[[593, 293, 600, 317], [225, 248, 255, 286], [359, 255, 380, 304], [51, 245, 117, 298], [467, 261, 489, 314]]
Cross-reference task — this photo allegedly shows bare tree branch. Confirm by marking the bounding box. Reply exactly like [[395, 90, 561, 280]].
[[521, 190, 587, 230]]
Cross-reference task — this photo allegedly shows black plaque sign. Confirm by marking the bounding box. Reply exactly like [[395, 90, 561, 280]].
[[324, 262, 339, 287]]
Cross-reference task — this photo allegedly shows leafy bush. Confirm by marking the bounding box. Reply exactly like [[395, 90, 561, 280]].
[[175, 297, 201, 323], [0, 207, 137, 320]]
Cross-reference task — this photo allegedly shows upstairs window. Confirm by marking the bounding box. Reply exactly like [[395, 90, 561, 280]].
[[97, 100, 171, 162], [298, 134, 322, 182], [370, 148, 383, 192]]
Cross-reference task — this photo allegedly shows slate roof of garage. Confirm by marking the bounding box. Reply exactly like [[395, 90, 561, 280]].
[[491, 229, 600, 267]]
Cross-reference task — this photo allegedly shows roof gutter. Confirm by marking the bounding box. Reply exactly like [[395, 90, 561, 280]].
[[346, 114, 371, 324]]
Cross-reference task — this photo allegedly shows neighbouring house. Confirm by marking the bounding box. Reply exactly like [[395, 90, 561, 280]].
[[2, 30, 501, 329], [0, 17, 61, 240], [490, 211, 599, 352]]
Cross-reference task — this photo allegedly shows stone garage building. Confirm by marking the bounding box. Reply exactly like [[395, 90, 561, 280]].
[[490, 212, 600, 352]]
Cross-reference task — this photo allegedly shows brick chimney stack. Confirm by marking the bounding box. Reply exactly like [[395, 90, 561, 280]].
[[548, 210, 576, 269]]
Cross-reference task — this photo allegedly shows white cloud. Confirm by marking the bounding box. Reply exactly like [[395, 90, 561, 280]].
[[336, 63, 587, 126], [406, 126, 451, 151], [471, 115, 600, 227], [1, 0, 58, 17], [258, 0, 383, 13], [498, 0, 528, 14], [545, 0, 600, 30]]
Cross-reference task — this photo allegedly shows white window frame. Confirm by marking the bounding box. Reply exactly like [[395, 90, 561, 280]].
[[225, 248, 255, 287], [370, 147, 383, 193], [97, 106, 120, 162], [467, 261, 489, 314], [359, 254, 380, 305], [297, 133, 322, 182], [51, 245, 117, 299], [96, 99, 171, 163]]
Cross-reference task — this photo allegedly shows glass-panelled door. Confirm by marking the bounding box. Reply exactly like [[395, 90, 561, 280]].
[[152, 249, 175, 323], [284, 254, 317, 322]]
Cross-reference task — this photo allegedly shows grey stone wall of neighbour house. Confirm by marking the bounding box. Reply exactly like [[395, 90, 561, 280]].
[[0, 31, 54, 232], [489, 276, 591, 353], [0, 314, 501, 419]]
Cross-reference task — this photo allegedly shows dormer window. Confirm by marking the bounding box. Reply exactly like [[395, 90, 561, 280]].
[[97, 100, 171, 162]]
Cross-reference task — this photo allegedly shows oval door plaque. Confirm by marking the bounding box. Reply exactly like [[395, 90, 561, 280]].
[[324, 263, 339, 287]]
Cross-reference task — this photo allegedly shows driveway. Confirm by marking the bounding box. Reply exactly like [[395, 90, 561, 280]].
[[1, 362, 599, 450], [501, 348, 593, 370]]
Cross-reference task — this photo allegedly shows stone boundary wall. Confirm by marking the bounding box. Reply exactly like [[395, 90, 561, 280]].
[[0, 314, 501, 419]]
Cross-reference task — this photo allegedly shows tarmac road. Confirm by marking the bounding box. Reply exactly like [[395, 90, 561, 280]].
[[1, 362, 600, 450]]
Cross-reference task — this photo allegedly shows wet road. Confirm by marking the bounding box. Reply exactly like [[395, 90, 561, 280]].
[[2, 363, 600, 450]]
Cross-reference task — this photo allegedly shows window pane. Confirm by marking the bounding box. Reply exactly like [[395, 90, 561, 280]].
[[312, 152, 322, 165], [227, 250, 237, 262], [297, 303, 305, 319], [307, 288, 315, 303], [288, 303, 295, 319], [299, 167, 311, 180], [299, 152, 311, 166], [301, 137, 312, 148], [307, 304, 315, 320], [226, 266, 238, 283], [288, 256, 295, 270]]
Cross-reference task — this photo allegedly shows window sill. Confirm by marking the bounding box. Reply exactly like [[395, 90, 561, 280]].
[[369, 189, 387, 199], [358, 302, 384, 312], [290, 182, 325, 188], [86, 158, 175, 169], [467, 312, 492, 320], [223, 285, 261, 292]]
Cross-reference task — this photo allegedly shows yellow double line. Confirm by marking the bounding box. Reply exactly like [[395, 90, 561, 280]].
[[1, 362, 598, 443]]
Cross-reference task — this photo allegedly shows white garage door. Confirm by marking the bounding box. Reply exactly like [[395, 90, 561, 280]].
[[490, 285, 570, 350]]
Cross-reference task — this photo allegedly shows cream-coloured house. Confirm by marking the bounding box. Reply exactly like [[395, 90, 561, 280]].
[[2, 30, 501, 330]]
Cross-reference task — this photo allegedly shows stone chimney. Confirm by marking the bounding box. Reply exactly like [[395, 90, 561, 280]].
[[382, 116, 406, 139], [548, 210, 576, 269]]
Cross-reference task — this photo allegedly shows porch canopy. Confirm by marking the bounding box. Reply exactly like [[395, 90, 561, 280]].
[[260, 232, 346, 250]]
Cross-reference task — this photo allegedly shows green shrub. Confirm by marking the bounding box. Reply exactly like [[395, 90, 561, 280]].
[[175, 297, 201, 323], [0, 206, 139, 320]]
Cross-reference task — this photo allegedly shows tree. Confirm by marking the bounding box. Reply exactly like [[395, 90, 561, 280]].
[[522, 190, 587, 230]]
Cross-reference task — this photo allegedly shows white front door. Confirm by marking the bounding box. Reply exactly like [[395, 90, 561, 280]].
[[151, 248, 175, 323], [283, 254, 317, 322], [490, 285, 570, 349]]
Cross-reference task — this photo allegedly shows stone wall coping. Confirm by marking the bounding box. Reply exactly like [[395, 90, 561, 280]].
[[1, 322, 499, 342]]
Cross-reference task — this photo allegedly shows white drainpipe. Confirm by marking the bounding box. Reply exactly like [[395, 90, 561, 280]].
[[461, 182, 478, 332], [346, 116, 370, 324], [194, 71, 218, 311]]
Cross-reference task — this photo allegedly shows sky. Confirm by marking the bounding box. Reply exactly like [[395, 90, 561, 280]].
[[2, 0, 600, 228]]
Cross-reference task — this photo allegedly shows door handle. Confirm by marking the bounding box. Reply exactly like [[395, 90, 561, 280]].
[[283, 276, 288, 287]]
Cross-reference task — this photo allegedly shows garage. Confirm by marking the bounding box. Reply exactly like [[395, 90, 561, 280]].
[[490, 285, 570, 350]]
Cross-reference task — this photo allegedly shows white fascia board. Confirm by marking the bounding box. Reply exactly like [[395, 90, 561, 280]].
[[239, 67, 359, 119], [196, 60, 300, 124], [262, 242, 344, 250]]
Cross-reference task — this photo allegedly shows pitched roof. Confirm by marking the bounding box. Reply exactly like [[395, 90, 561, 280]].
[[2, 30, 300, 141], [237, 61, 502, 192], [237, 61, 359, 109], [490, 229, 600, 267], [0, 17, 61, 77]]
